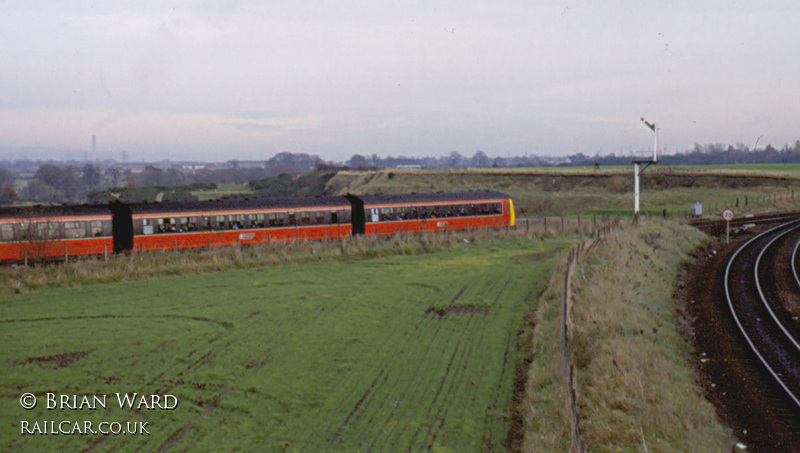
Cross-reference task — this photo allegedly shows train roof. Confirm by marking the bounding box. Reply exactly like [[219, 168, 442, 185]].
[[0, 191, 511, 219], [124, 195, 351, 214], [357, 190, 510, 205], [0, 203, 111, 220]]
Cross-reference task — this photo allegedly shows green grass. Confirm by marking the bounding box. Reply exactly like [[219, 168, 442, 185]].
[[192, 183, 252, 200], [1, 236, 570, 452], [328, 168, 800, 219], [667, 163, 800, 173]]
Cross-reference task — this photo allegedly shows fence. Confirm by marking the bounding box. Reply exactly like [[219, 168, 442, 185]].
[[558, 219, 619, 452]]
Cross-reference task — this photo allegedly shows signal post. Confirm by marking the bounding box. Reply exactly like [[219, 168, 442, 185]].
[[633, 117, 658, 215]]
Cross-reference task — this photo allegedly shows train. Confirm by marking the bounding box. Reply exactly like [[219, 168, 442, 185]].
[[0, 191, 515, 262]]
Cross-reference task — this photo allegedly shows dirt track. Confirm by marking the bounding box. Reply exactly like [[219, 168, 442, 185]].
[[676, 231, 800, 451]]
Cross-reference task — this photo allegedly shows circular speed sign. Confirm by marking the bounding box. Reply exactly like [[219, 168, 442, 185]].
[[722, 209, 734, 222]]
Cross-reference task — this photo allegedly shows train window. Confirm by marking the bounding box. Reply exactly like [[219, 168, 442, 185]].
[[300, 212, 310, 225], [1, 224, 16, 240], [268, 213, 283, 227], [315, 211, 326, 225], [331, 211, 338, 224], [215, 215, 226, 230], [140, 219, 153, 235], [338, 210, 350, 223], [64, 221, 85, 238], [378, 208, 395, 221], [17, 222, 29, 240], [230, 214, 244, 230], [90, 220, 103, 237], [252, 213, 265, 228], [493, 203, 502, 214], [32, 221, 61, 239], [0, 224, 12, 241], [158, 218, 176, 233], [288, 213, 296, 226]]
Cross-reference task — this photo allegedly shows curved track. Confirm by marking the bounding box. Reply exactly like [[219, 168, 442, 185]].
[[724, 220, 800, 411]]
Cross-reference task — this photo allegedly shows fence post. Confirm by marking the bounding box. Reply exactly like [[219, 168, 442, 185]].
[[64, 247, 68, 264], [103, 245, 108, 264]]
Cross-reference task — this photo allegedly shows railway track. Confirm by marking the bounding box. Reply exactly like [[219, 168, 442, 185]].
[[690, 211, 800, 235], [724, 219, 800, 418]]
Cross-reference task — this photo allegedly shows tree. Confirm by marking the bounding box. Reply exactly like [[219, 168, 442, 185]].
[[31, 165, 84, 202], [347, 154, 369, 169], [25, 179, 62, 203], [106, 167, 123, 188], [447, 150, 464, 168], [0, 167, 14, 186], [0, 186, 17, 204], [15, 207, 62, 262], [134, 166, 166, 187], [82, 164, 102, 190], [470, 150, 491, 168]]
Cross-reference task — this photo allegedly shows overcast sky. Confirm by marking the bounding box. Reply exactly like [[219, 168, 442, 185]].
[[2, 1, 799, 162]]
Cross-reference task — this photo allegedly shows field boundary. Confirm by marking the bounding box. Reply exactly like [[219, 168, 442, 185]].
[[560, 221, 617, 452]]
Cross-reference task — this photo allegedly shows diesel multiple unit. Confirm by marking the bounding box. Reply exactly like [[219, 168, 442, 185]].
[[0, 191, 515, 262]]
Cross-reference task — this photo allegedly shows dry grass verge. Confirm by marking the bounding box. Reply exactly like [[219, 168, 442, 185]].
[[521, 219, 731, 451], [1, 227, 584, 296]]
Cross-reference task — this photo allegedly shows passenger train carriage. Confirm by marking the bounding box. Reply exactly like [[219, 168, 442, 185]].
[[0, 191, 514, 262]]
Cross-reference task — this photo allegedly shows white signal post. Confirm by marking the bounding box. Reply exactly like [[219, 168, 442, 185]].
[[633, 117, 659, 215]]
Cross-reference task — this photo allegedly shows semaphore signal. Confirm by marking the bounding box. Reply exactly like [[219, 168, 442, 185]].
[[633, 117, 659, 215]]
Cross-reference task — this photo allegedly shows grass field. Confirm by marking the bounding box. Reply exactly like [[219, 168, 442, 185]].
[[1, 236, 569, 452], [192, 183, 252, 200], [327, 167, 800, 219]]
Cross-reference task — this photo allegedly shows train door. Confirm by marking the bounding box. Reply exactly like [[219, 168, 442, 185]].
[[110, 201, 133, 253]]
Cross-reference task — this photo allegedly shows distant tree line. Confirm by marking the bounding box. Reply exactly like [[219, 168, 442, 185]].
[[343, 150, 544, 170], [5, 140, 800, 205], [565, 140, 800, 167]]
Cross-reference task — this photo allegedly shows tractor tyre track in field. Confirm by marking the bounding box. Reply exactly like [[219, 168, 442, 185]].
[[368, 279, 514, 451], [355, 312, 455, 447], [326, 307, 436, 447], [332, 368, 389, 442], [423, 314, 482, 450], [411, 313, 477, 450]]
